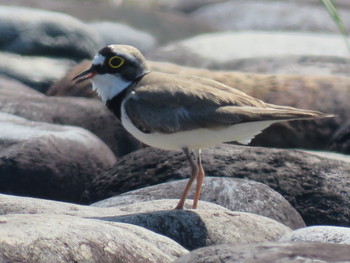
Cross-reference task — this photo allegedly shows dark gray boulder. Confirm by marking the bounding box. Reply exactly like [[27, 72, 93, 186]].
[[328, 120, 350, 154], [0, 112, 116, 203]]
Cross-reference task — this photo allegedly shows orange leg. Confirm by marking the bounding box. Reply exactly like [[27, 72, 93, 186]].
[[192, 149, 205, 209], [174, 148, 199, 209]]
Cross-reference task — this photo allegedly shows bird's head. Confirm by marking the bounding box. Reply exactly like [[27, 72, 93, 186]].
[[73, 45, 150, 102]]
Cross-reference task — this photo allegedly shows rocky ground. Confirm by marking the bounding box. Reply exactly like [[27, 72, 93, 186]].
[[0, 0, 350, 262]]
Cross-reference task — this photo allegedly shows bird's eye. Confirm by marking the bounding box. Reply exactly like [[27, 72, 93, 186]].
[[108, 56, 125, 69]]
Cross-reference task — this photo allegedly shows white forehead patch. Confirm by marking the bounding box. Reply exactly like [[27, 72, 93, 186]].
[[92, 53, 105, 66]]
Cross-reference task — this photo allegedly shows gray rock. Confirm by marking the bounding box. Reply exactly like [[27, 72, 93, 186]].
[[83, 144, 350, 226], [191, 0, 350, 33], [174, 242, 350, 263], [0, 77, 141, 157], [89, 22, 158, 54], [92, 177, 305, 229], [0, 52, 74, 93], [280, 226, 350, 244], [149, 32, 349, 71], [0, 193, 228, 217], [0, 112, 116, 203], [0, 5, 101, 59], [96, 209, 291, 250], [0, 214, 187, 263]]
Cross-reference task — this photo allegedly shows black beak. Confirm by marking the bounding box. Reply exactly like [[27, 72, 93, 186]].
[[72, 67, 97, 84]]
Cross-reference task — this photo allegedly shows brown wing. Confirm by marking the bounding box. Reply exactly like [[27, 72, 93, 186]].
[[124, 72, 330, 134]]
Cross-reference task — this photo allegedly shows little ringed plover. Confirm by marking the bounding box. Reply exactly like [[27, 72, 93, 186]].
[[74, 45, 332, 209]]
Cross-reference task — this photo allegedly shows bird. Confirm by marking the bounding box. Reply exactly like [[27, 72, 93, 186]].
[[73, 44, 332, 210]]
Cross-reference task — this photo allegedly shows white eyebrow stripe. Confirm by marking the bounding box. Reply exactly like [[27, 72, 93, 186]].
[[92, 54, 105, 66]]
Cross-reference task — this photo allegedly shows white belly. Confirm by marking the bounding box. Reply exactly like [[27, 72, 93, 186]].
[[121, 105, 279, 151]]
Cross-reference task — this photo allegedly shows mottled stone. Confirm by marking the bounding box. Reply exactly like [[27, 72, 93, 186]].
[[96, 209, 291, 250], [92, 177, 305, 229], [0, 214, 187, 263]]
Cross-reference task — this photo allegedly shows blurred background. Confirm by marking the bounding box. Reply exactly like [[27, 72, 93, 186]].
[[0, 0, 349, 150]]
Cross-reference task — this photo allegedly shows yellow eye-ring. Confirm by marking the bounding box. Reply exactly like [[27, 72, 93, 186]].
[[108, 56, 125, 69]]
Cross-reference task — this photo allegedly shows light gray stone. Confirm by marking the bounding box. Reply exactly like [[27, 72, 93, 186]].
[[92, 177, 306, 229], [149, 32, 349, 71], [191, 0, 350, 33], [174, 242, 350, 263], [0, 5, 101, 59], [0, 214, 187, 263], [280, 226, 350, 244]]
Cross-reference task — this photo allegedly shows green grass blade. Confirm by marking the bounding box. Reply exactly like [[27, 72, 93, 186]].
[[320, 0, 350, 53]]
